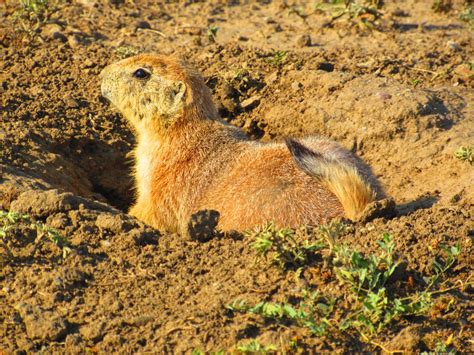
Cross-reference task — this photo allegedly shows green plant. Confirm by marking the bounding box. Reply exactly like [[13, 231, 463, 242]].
[[20, 0, 48, 13], [249, 221, 325, 269], [454, 146, 474, 165], [333, 233, 398, 295], [236, 340, 277, 354], [0, 211, 30, 259], [0, 210, 71, 260], [13, 0, 51, 34], [425, 243, 461, 289], [318, 219, 347, 251], [459, 5, 474, 27], [267, 51, 287, 67], [340, 288, 432, 335], [411, 78, 421, 88], [335, 235, 460, 336], [192, 349, 225, 355], [227, 290, 334, 336], [234, 229, 464, 344], [432, 0, 453, 13], [207, 25, 219, 42], [314, 0, 382, 28]]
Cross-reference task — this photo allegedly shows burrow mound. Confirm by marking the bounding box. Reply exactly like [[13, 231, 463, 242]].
[[0, 189, 472, 352]]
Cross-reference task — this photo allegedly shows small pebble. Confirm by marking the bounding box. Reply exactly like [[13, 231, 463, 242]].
[[65, 98, 80, 109], [265, 72, 278, 86], [446, 40, 461, 51], [296, 34, 311, 47], [240, 95, 261, 109], [317, 62, 334, 72], [136, 21, 151, 30], [377, 92, 392, 100], [291, 81, 302, 91]]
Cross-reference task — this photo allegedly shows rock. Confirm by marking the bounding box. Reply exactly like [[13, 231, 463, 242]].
[[296, 34, 311, 47], [16, 303, 69, 341], [265, 72, 278, 86], [291, 81, 303, 91], [392, 8, 409, 17], [11, 190, 78, 217], [377, 92, 392, 100], [102, 333, 123, 347], [357, 198, 397, 223], [317, 62, 334, 72], [41, 24, 67, 42], [446, 40, 461, 51], [80, 320, 106, 342], [10, 189, 115, 218], [385, 325, 423, 353], [67, 34, 83, 48], [96, 213, 133, 233], [240, 95, 261, 110], [453, 64, 474, 81], [182, 27, 201, 36], [65, 97, 80, 109], [65, 334, 84, 352], [52, 32, 68, 43], [125, 315, 154, 327], [136, 20, 151, 30], [188, 209, 221, 242]]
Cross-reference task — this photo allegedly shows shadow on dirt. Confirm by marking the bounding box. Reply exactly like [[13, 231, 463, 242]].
[[397, 194, 439, 215]]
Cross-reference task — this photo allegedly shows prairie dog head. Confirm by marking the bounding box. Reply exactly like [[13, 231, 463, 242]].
[[100, 54, 217, 134]]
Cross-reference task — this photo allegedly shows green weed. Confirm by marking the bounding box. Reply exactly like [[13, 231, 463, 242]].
[[13, 0, 51, 34], [425, 243, 461, 289], [454, 146, 474, 165], [192, 349, 224, 355], [207, 25, 219, 43], [459, 5, 474, 27], [249, 221, 325, 269], [266, 51, 287, 67], [232, 231, 463, 342], [432, 0, 453, 13], [228, 289, 334, 336], [236, 339, 277, 354], [318, 219, 347, 251], [0, 210, 71, 260], [332, 233, 398, 295], [314, 0, 382, 29], [411, 78, 421, 88], [20, 0, 48, 14]]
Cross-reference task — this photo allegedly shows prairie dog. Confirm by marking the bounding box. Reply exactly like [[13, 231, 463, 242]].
[[100, 54, 384, 235]]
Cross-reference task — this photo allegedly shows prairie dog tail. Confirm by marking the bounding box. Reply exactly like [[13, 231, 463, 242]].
[[286, 138, 376, 221]]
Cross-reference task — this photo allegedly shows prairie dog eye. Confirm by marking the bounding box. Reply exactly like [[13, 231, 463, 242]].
[[133, 68, 151, 79]]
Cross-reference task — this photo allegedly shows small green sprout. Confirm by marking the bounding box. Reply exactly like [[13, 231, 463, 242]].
[[454, 146, 473, 165], [207, 25, 219, 42], [237, 340, 277, 354], [249, 222, 325, 269], [267, 51, 287, 67]]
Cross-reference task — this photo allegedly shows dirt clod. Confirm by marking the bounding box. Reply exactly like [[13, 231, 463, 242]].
[[16, 303, 69, 342], [296, 34, 311, 47]]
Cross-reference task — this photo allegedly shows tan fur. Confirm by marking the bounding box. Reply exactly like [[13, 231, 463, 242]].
[[100, 54, 384, 234], [317, 164, 376, 220]]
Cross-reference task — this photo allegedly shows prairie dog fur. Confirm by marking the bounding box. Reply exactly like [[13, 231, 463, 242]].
[[100, 54, 384, 235]]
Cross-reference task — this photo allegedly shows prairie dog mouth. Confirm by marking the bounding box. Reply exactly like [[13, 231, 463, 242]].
[[100, 83, 112, 101]]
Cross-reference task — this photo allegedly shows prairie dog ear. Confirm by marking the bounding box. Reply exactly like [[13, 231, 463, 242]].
[[162, 79, 186, 118]]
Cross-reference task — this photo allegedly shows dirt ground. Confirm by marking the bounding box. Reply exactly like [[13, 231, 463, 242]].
[[1, 0, 473, 353]]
